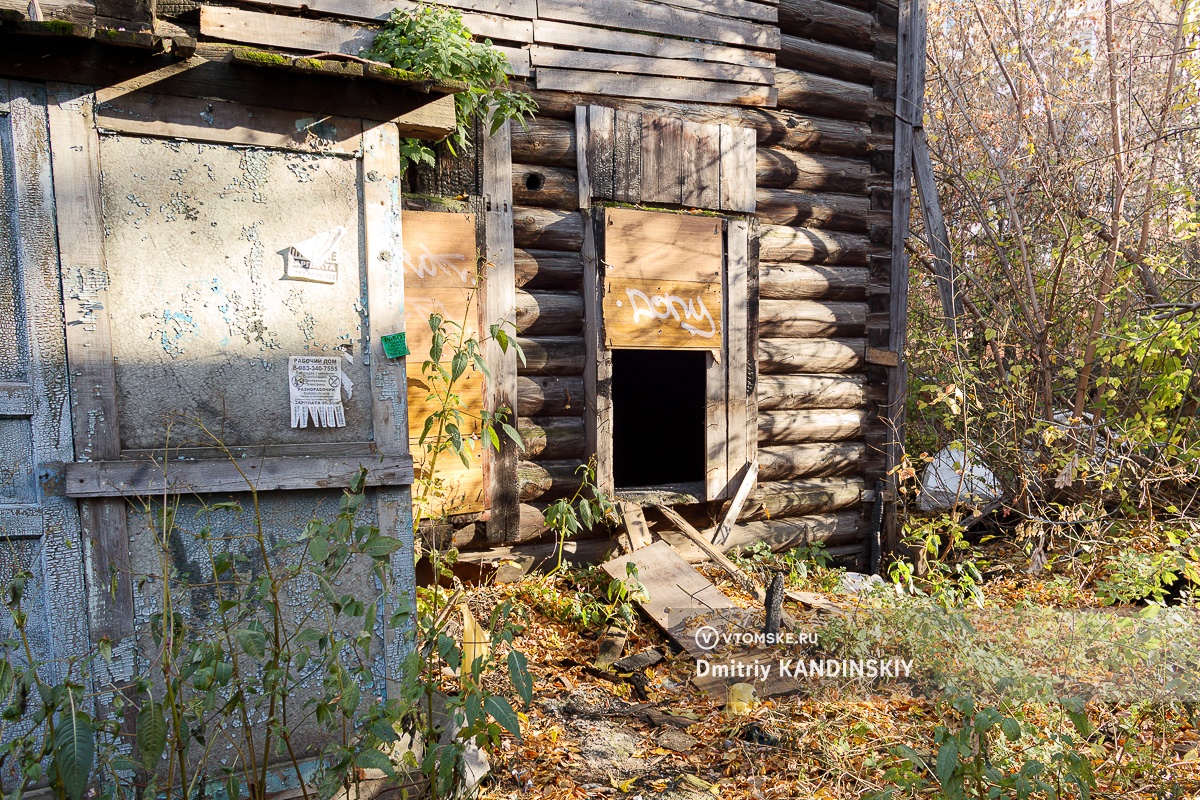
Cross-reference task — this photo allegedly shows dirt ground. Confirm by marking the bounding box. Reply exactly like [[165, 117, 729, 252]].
[[446, 537, 1200, 799]]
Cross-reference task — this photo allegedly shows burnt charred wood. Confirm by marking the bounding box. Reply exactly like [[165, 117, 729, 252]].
[[763, 573, 786, 636]]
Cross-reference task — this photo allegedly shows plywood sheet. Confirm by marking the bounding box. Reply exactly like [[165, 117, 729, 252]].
[[402, 210, 484, 514], [601, 540, 734, 632], [604, 208, 722, 283], [603, 277, 722, 349]]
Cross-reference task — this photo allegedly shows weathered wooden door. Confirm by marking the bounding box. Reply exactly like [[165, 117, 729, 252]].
[[0, 80, 91, 680], [1, 82, 415, 687]]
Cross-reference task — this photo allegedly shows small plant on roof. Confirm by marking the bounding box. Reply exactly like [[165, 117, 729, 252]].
[[363, 3, 537, 171]]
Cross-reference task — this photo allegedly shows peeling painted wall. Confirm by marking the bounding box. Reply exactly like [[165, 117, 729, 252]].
[[98, 137, 372, 450]]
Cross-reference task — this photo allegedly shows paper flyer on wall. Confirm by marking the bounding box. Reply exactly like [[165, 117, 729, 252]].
[[289, 355, 347, 428]]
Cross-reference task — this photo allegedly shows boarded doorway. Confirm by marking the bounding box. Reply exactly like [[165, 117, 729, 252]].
[[611, 349, 707, 488]]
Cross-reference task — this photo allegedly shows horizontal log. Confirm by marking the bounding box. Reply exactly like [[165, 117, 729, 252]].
[[535, 67, 773, 107], [756, 374, 867, 410], [513, 206, 584, 250], [517, 375, 585, 416], [758, 299, 867, 337], [515, 248, 583, 290], [523, 90, 875, 157], [774, 67, 881, 122], [517, 416, 586, 460], [758, 225, 876, 266], [779, 34, 895, 85], [741, 477, 866, 520], [64, 454, 413, 498], [511, 118, 577, 167], [664, 511, 863, 562], [777, 0, 876, 50], [512, 162, 578, 210], [757, 442, 871, 480], [515, 336, 586, 375], [515, 290, 584, 336], [759, 263, 870, 298], [759, 337, 866, 374], [518, 458, 586, 501], [755, 187, 877, 232], [756, 148, 876, 194], [758, 409, 867, 444]]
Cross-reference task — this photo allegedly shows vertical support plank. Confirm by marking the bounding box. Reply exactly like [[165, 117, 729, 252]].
[[46, 83, 132, 646], [613, 109, 643, 203], [719, 124, 756, 213], [586, 105, 616, 201], [725, 218, 750, 488], [885, 0, 925, 554], [641, 116, 683, 205], [746, 217, 760, 475], [5, 79, 90, 668], [682, 120, 720, 210], [705, 219, 729, 501], [583, 207, 613, 493], [362, 121, 416, 689], [482, 118, 519, 544], [575, 105, 592, 208]]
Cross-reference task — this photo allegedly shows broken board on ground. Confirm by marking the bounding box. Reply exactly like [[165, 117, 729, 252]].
[[601, 539, 736, 660]]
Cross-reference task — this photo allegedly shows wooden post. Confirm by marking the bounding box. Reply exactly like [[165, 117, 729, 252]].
[[884, 0, 926, 553], [911, 126, 961, 331], [583, 207, 614, 493], [482, 117, 520, 544], [46, 84, 134, 648], [362, 121, 417, 692]]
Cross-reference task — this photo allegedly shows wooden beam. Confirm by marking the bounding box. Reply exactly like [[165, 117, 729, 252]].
[[0, 40, 460, 132], [618, 501, 653, 551], [582, 207, 613, 493], [528, 46, 773, 85], [532, 19, 775, 69], [725, 219, 751, 490], [234, 0, 536, 43], [45, 84, 133, 644], [536, 69, 774, 108], [483, 118, 520, 544], [711, 461, 758, 546], [655, 504, 764, 601], [95, 89, 366, 152], [536, 0, 779, 50], [63, 455, 415, 498]]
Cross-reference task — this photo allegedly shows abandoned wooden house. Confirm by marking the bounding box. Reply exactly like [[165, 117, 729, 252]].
[[0, 0, 918, 683]]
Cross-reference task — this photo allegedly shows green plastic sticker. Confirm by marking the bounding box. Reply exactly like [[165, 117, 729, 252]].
[[381, 332, 409, 358]]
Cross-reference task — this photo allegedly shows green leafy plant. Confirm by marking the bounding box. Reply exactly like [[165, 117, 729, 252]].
[[890, 514, 986, 609], [541, 459, 619, 574], [362, 4, 537, 172]]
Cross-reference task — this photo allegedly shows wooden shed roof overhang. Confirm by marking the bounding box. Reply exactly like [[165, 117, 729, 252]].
[[0, 20, 461, 141]]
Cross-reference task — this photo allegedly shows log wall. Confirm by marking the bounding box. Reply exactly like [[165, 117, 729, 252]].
[[494, 0, 897, 560]]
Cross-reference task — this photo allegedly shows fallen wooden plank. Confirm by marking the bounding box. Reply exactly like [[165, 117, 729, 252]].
[[655, 504, 764, 602], [711, 461, 759, 546], [601, 540, 735, 634], [619, 501, 654, 551]]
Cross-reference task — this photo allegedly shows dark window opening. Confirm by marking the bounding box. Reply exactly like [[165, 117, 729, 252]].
[[612, 349, 706, 488]]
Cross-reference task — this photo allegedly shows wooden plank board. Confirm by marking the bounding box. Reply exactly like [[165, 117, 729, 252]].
[[619, 501, 654, 550], [601, 540, 735, 632], [719, 123, 757, 212], [64, 455, 414, 497], [583, 208, 614, 493], [45, 83, 133, 645], [655, 0, 777, 22], [535, 68, 774, 107], [725, 219, 750, 483], [407, 370, 485, 434], [681, 119, 721, 209], [402, 211, 480, 289], [605, 208, 723, 284], [712, 461, 759, 546], [585, 104, 615, 200], [482, 119, 520, 543], [531, 19, 775, 69], [604, 277, 722, 349], [613, 109, 644, 203], [404, 288, 481, 358], [212, 0, 534, 44], [536, 0, 779, 50], [528, 46, 773, 85], [705, 347, 728, 499], [641, 115, 684, 204], [574, 105, 592, 208], [95, 90, 364, 152]]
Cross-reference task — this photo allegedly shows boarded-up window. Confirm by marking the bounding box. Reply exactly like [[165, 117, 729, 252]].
[[602, 208, 723, 349], [402, 210, 486, 516]]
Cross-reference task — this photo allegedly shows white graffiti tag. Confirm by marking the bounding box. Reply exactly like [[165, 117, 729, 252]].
[[624, 288, 718, 338], [404, 244, 472, 283]]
